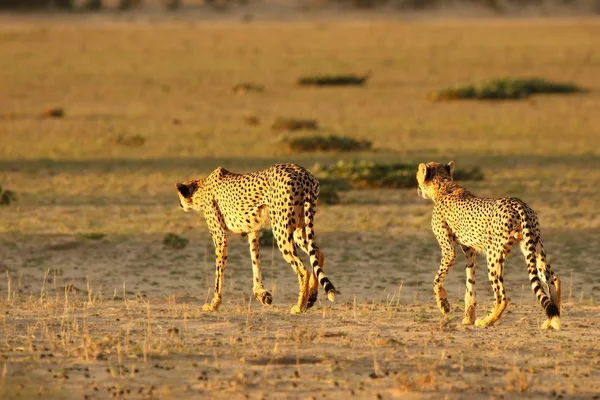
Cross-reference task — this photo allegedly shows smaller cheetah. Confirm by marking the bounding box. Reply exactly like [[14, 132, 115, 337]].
[[416, 161, 561, 329], [176, 163, 337, 314]]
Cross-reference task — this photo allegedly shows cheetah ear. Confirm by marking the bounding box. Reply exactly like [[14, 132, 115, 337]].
[[446, 161, 455, 177], [418, 163, 434, 182], [176, 182, 197, 198]]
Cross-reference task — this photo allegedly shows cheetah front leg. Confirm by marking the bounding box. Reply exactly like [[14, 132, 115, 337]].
[[247, 231, 272, 306], [460, 245, 477, 325], [202, 204, 228, 312], [203, 232, 228, 312], [433, 220, 456, 315]]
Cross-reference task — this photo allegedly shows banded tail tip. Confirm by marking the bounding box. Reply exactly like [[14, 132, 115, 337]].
[[327, 291, 336, 302]]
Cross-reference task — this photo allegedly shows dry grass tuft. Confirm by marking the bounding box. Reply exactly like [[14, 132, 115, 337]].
[[232, 82, 265, 94], [41, 107, 64, 119], [115, 134, 146, 147], [505, 367, 534, 392], [242, 115, 261, 126], [163, 233, 189, 250]]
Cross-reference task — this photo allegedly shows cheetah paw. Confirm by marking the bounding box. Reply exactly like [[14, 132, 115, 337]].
[[437, 298, 451, 315], [290, 305, 306, 314], [541, 316, 560, 330], [202, 303, 217, 312], [307, 292, 318, 309], [462, 317, 475, 325], [255, 291, 273, 306], [474, 318, 492, 328]]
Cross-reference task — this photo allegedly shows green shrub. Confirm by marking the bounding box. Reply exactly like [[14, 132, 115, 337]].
[[76, 232, 105, 241], [297, 72, 371, 87], [287, 135, 372, 153], [258, 229, 274, 246], [163, 233, 189, 250], [318, 185, 342, 205], [312, 160, 483, 189], [0, 186, 16, 206], [431, 77, 586, 101]]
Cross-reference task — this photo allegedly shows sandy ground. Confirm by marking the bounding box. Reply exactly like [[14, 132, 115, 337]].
[[1, 228, 599, 399]]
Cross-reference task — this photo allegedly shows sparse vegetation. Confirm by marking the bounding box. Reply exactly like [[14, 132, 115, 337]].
[[312, 160, 484, 189], [242, 115, 260, 126], [272, 118, 318, 132], [163, 233, 189, 249], [232, 82, 264, 94], [41, 107, 64, 119], [297, 72, 371, 87], [287, 135, 372, 152], [115, 133, 146, 147], [431, 77, 586, 101], [76, 232, 106, 241]]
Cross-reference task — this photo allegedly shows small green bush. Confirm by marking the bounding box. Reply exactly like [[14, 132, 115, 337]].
[[287, 135, 372, 153], [318, 185, 342, 205], [0, 186, 16, 206], [297, 73, 371, 87], [76, 232, 105, 241], [163, 233, 189, 250], [258, 229, 274, 246], [431, 77, 585, 101], [312, 160, 483, 189]]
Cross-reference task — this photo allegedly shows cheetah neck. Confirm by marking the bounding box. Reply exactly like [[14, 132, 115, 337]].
[[431, 181, 473, 202]]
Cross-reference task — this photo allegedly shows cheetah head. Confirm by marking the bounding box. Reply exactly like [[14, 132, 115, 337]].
[[175, 180, 203, 212], [416, 161, 455, 200]]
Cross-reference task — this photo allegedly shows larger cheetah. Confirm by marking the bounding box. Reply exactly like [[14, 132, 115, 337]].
[[416, 161, 561, 329], [176, 163, 337, 314]]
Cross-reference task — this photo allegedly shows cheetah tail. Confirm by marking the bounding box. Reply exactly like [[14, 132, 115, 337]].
[[519, 211, 559, 320], [303, 197, 337, 302]]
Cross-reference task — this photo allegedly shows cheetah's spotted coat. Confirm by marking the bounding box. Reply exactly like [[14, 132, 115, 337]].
[[417, 161, 561, 329], [176, 163, 336, 313]]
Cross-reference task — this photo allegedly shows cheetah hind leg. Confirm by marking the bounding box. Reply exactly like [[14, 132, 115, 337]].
[[247, 231, 273, 306], [294, 228, 327, 308]]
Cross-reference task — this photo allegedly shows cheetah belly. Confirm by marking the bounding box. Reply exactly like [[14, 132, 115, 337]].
[[448, 218, 489, 254], [224, 204, 270, 234]]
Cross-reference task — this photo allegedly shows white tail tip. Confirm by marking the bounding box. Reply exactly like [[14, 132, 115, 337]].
[[327, 291, 335, 302]]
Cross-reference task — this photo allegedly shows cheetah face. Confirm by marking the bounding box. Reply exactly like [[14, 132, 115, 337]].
[[416, 161, 455, 200], [175, 180, 202, 212]]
